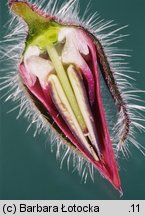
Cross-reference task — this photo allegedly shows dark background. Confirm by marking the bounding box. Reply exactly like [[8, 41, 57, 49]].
[[0, 0, 145, 200]]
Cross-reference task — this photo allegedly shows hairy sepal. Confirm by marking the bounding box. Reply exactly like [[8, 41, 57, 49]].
[[6, 0, 131, 192]]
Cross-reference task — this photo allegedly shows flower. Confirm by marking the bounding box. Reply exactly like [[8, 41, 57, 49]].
[[1, 0, 145, 194]]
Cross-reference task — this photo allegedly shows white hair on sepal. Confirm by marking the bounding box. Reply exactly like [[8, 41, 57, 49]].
[[82, 3, 145, 156], [0, 0, 145, 183], [0, 65, 95, 181], [0, 62, 96, 181]]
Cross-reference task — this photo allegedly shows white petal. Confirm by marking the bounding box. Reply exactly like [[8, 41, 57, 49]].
[[58, 27, 89, 66], [26, 56, 54, 87]]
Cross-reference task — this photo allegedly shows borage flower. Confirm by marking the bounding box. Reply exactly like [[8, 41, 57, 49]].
[[0, 0, 145, 193]]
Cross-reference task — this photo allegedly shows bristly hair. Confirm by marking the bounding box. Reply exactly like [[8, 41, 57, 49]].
[[0, 0, 145, 182]]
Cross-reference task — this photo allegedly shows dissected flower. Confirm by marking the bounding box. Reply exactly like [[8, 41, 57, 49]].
[[0, 0, 145, 194]]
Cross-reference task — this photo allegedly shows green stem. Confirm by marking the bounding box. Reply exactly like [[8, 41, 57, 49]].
[[46, 43, 87, 133]]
